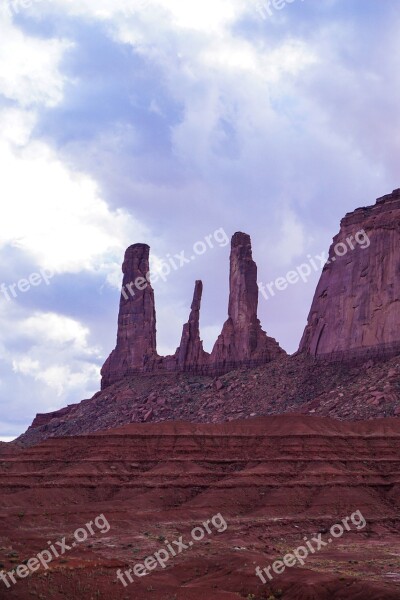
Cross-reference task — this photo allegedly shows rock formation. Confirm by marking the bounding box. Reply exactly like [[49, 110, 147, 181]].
[[175, 280, 208, 371], [101, 232, 284, 388], [101, 244, 158, 388], [299, 188, 400, 362], [210, 232, 283, 369]]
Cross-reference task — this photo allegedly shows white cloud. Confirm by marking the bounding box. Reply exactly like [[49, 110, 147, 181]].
[[0, 113, 148, 272], [17, 312, 96, 348], [44, 0, 247, 32], [0, 108, 36, 146], [9, 311, 101, 399], [0, 8, 148, 275], [36, 363, 100, 397], [0, 7, 70, 107], [12, 356, 40, 375], [270, 206, 306, 266]]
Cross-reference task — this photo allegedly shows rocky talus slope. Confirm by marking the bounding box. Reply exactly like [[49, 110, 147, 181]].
[[17, 352, 400, 447]]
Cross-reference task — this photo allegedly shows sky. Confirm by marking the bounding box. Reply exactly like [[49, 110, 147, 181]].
[[0, 0, 399, 440]]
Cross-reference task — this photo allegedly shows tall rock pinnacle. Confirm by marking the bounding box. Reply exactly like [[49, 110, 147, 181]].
[[101, 244, 157, 388], [210, 232, 284, 368], [176, 280, 208, 371], [299, 189, 400, 361], [101, 232, 285, 388]]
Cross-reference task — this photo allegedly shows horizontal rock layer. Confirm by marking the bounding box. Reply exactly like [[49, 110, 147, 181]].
[[2, 417, 400, 599]]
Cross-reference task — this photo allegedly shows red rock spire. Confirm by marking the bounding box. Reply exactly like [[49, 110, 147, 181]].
[[176, 280, 208, 370], [210, 232, 284, 368], [101, 244, 157, 388], [101, 232, 285, 388]]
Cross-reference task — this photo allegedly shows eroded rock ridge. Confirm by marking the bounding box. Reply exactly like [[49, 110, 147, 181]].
[[101, 232, 284, 388]]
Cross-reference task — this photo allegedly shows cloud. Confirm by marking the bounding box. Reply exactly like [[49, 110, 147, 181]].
[[1, 0, 400, 438], [0, 107, 148, 273], [0, 9, 150, 435], [1, 305, 101, 417], [0, 6, 69, 107]]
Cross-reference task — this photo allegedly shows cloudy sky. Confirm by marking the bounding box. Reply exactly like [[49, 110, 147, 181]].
[[0, 0, 399, 440]]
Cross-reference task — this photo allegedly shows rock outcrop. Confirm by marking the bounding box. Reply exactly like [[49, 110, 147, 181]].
[[175, 280, 208, 371], [101, 244, 158, 388], [210, 232, 283, 369], [299, 188, 400, 362], [101, 232, 284, 388]]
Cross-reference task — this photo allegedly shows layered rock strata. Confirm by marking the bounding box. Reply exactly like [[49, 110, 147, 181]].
[[299, 189, 400, 362], [5, 417, 400, 599]]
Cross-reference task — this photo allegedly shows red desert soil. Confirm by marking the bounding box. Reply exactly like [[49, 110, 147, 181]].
[[1, 415, 400, 599]]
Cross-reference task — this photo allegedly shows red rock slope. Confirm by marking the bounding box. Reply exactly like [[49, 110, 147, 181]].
[[1, 416, 400, 599], [18, 352, 400, 447]]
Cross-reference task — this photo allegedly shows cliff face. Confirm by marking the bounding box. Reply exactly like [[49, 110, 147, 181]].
[[101, 232, 284, 388], [101, 188, 400, 388], [299, 189, 400, 361]]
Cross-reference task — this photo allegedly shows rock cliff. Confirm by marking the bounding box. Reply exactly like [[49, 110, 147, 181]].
[[299, 189, 400, 361]]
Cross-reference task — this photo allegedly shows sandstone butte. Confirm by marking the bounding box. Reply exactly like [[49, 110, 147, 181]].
[[299, 188, 400, 362], [101, 231, 285, 388]]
